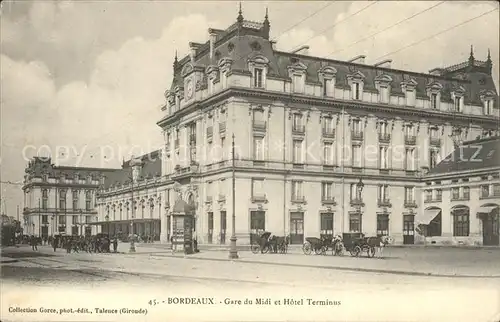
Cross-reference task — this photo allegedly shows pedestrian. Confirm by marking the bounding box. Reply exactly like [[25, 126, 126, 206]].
[[30, 235, 38, 251], [53, 236, 58, 252], [112, 237, 118, 253]]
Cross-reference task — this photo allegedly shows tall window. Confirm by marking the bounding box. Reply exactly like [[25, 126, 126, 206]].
[[323, 143, 334, 165], [463, 186, 470, 199], [322, 117, 334, 135], [72, 190, 78, 209], [354, 83, 360, 100], [206, 181, 213, 201], [293, 140, 303, 164], [219, 179, 226, 199], [251, 179, 265, 199], [352, 119, 362, 133], [59, 215, 66, 225], [42, 189, 48, 209], [292, 113, 303, 131], [85, 190, 92, 211], [291, 181, 303, 200], [59, 190, 66, 210], [405, 148, 415, 170], [453, 209, 469, 237], [377, 214, 389, 236], [379, 121, 388, 135], [379, 86, 389, 103], [436, 189, 442, 201], [425, 189, 432, 202], [451, 187, 460, 200], [252, 109, 265, 128], [404, 187, 415, 203], [378, 185, 389, 202], [253, 68, 263, 88], [42, 215, 48, 224], [321, 182, 334, 201], [350, 183, 362, 201], [320, 213, 334, 239], [323, 78, 333, 96], [484, 100, 492, 115], [72, 215, 78, 225], [292, 74, 304, 93], [405, 124, 415, 137], [454, 96, 462, 112], [379, 147, 388, 169], [406, 89, 415, 106], [220, 137, 226, 160], [430, 93, 438, 109], [253, 137, 264, 160], [349, 213, 361, 232], [351, 145, 362, 167], [430, 127, 439, 139]]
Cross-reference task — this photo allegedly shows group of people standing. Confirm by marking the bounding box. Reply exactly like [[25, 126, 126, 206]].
[[27, 234, 120, 254]]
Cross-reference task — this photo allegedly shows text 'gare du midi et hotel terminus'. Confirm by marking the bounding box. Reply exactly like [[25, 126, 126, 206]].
[[22, 8, 500, 247]]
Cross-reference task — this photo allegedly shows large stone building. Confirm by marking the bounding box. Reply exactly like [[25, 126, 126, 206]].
[[22, 157, 117, 238], [154, 9, 499, 246], [419, 136, 499, 246]]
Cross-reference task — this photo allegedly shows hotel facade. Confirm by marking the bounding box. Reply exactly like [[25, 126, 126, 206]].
[[95, 9, 499, 246]]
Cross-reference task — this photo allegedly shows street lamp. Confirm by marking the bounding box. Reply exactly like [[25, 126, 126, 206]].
[[228, 133, 239, 259]]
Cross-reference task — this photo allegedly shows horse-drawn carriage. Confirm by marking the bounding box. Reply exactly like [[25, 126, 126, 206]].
[[251, 232, 289, 254], [341, 233, 376, 257], [302, 235, 343, 256]]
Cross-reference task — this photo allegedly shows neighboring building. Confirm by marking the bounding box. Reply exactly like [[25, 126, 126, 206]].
[[22, 157, 117, 238], [157, 8, 499, 246], [94, 151, 164, 241], [419, 136, 500, 246]]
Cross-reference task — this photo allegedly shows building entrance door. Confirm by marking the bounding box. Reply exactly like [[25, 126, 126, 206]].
[[290, 212, 304, 245], [250, 211, 265, 244], [403, 215, 414, 245], [482, 212, 499, 246]]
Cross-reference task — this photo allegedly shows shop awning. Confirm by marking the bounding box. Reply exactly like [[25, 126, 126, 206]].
[[476, 206, 498, 216], [416, 209, 441, 225]]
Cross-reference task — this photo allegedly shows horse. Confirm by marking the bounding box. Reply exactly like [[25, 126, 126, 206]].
[[364, 235, 393, 258]]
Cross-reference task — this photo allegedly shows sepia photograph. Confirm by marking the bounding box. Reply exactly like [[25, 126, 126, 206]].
[[1, 0, 499, 321]]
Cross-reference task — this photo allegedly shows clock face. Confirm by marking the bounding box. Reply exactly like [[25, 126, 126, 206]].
[[186, 80, 194, 99]]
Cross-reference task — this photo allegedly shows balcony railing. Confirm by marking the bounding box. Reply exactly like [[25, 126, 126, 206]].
[[291, 196, 306, 203], [425, 196, 442, 203], [251, 194, 267, 202], [292, 125, 305, 135], [404, 135, 417, 145], [350, 198, 365, 207], [351, 131, 364, 141], [253, 120, 266, 132], [219, 121, 226, 133], [377, 199, 392, 207], [322, 129, 335, 139], [321, 197, 336, 205], [404, 200, 418, 208], [378, 133, 391, 143], [429, 137, 441, 147]]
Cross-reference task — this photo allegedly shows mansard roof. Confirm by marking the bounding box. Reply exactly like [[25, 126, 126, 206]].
[[24, 157, 117, 180], [101, 150, 162, 189], [169, 13, 498, 107], [427, 136, 500, 176]]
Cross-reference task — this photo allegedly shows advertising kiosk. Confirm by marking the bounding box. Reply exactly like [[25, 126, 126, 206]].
[[171, 198, 196, 254]]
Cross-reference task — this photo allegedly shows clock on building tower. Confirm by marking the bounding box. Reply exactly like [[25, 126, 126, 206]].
[[185, 79, 194, 100]]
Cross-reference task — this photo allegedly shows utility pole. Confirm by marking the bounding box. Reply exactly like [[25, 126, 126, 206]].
[[228, 133, 239, 259], [129, 165, 136, 253]]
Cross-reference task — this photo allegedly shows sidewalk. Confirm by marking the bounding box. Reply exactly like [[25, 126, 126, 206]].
[[120, 242, 500, 278]]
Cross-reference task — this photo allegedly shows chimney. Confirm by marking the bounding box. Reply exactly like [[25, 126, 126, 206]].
[[373, 59, 392, 69], [291, 45, 309, 55], [347, 55, 366, 64], [208, 29, 217, 60]]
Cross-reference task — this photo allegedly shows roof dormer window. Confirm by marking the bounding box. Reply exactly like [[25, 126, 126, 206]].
[[318, 66, 337, 98], [401, 78, 417, 107], [206, 65, 219, 95], [347, 71, 365, 101], [426, 81, 443, 110], [288, 61, 307, 94], [375, 74, 392, 104], [484, 99, 493, 115], [218, 57, 233, 90], [248, 55, 269, 90], [480, 90, 496, 116]]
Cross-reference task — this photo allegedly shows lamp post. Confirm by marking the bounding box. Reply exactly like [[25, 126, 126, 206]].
[[128, 161, 137, 253], [228, 133, 239, 259]]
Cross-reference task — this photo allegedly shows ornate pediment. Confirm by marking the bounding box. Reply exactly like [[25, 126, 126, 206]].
[[400, 78, 418, 89], [452, 85, 466, 96], [374, 73, 393, 84], [318, 66, 337, 76], [346, 70, 366, 82], [181, 63, 194, 78], [287, 61, 307, 75], [248, 54, 269, 66], [425, 80, 443, 92], [479, 89, 496, 100], [218, 57, 233, 71]]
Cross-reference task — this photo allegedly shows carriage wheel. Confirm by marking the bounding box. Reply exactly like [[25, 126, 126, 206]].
[[352, 246, 361, 257], [368, 246, 376, 258], [302, 242, 312, 255], [251, 242, 260, 254], [262, 245, 271, 254]]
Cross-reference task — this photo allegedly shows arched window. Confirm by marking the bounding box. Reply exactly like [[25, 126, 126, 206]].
[[452, 206, 469, 237]]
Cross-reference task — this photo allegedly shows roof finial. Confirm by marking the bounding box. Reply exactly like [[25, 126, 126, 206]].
[[174, 50, 178, 62], [265, 7, 268, 20], [468, 45, 475, 65], [237, 2, 244, 23], [487, 48, 491, 61]]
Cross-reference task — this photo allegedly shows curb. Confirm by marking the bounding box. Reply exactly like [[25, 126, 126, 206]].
[[0, 258, 19, 264], [149, 253, 500, 279]]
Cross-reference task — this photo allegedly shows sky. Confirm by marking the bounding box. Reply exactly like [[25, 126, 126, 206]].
[[1, 0, 499, 217]]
